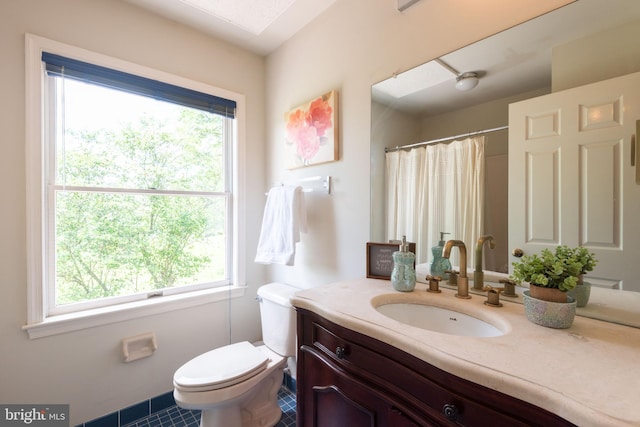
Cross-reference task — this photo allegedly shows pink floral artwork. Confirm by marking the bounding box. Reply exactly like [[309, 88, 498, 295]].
[[285, 90, 338, 168]]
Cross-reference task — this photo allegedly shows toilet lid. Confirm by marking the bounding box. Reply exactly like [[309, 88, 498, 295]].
[[173, 341, 269, 391]]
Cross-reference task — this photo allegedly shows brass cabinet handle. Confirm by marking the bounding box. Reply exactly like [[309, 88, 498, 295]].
[[512, 248, 524, 258], [632, 133, 636, 167], [442, 403, 460, 422], [635, 120, 640, 184]]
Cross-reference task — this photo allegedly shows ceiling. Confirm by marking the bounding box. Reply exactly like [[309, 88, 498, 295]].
[[123, 0, 339, 55], [122, 0, 640, 114], [372, 0, 640, 116]]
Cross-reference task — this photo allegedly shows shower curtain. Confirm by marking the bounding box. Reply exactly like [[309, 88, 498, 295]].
[[385, 136, 485, 269]]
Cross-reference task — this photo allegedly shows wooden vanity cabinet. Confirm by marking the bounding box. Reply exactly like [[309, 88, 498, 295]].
[[296, 308, 574, 427]]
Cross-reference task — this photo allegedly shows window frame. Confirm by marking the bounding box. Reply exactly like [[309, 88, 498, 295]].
[[24, 34, 247, 339]]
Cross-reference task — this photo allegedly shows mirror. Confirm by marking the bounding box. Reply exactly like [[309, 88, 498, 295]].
[[370, 0, 640, 327]]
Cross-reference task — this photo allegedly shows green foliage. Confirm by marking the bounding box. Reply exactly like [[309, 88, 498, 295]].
[[567, 246, 598, 274], [510, 245, 597, 292], [55, 106, 226, 306]]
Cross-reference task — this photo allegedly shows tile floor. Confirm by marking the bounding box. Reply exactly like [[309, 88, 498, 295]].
[[122, 387, 296, 427]]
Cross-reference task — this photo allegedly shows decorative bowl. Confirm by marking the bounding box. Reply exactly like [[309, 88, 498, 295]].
[[522, 290, 576, 329], [568, 282, 591, 307]]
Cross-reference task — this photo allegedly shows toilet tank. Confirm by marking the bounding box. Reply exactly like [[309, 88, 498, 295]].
[[257, 283, 299, 357]]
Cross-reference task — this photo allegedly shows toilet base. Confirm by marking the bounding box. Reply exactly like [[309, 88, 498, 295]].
[[196, 368, 283, 427], [199, 392, 282, 427], [200, 404, 242, 426]]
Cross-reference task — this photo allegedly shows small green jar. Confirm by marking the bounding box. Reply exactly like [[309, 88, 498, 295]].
[[391, 236, 416, 292]]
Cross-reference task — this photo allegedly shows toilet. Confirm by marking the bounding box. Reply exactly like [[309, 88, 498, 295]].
[[173, 283, 299, 427]]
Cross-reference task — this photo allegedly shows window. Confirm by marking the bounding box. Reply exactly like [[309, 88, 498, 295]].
[[25, 35, 246, 337]]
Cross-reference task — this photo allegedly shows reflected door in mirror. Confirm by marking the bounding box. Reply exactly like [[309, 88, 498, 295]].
[[508, 71, 640, 292]]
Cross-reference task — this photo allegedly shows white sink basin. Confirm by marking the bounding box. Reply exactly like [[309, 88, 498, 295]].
[[375, 303, 504, 337]]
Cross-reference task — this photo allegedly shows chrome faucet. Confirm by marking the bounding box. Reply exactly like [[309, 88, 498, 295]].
[[442, 240, 470, 299], [474, 235, 495, 290]]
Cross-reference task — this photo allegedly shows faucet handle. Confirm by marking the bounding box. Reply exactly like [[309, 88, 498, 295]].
[[499, 278, 518, 298], [483, 285, 504, 307], [426, 275, 442, 293], [445, 269, 459, 285]]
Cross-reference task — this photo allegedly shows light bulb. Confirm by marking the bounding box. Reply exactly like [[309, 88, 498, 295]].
[[455, 72, 479, 91]]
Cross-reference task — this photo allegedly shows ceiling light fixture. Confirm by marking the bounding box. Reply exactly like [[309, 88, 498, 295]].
[[455, 72, 479, 91], [435, 59, 480, 92]]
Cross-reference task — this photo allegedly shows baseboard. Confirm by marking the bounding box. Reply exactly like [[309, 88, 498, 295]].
[[79, 370, 296, 426], [283, 371, 297, 394], [76, 391, 175, 427]]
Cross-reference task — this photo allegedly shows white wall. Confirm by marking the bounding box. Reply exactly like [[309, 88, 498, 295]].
[[0, 0, 267, 424], [419, 88, 550, 156], [552, 19, 640, 92], [264, 0, 572, 288], [370, 101, 422, 243]]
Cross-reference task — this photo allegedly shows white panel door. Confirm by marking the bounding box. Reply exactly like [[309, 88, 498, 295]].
[[509, 72, 640, 291]]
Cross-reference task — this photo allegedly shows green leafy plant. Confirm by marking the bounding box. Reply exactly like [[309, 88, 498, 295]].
[[567, 246, 598, 275], [511, 245, 596, 292]]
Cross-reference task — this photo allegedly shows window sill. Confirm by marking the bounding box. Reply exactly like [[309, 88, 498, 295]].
[[23, 286, 246, 339]]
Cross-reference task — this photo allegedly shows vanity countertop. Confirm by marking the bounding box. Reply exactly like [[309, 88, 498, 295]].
[[291, 277, 640, 427]]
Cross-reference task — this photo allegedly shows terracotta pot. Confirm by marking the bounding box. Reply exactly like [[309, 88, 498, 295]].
[[529, 283, 568, 303]]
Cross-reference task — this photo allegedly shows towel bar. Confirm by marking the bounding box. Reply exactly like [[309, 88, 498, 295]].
[[265, 175, 331, 195]]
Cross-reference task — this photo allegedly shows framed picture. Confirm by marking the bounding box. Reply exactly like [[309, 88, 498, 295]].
[[366, 242, 416, 280], [285, 90, 338, 169]]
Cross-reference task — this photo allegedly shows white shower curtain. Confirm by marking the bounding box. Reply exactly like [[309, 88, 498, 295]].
[[385, 136, 485, 268]]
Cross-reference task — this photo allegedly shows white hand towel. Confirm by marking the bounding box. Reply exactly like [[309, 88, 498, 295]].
[[255, 185, 307, 265]]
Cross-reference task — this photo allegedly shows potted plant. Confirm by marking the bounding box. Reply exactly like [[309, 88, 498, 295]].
[[566, 246, 598, 307], [511, 245, 586, 328], [511, 245, 583, 302]]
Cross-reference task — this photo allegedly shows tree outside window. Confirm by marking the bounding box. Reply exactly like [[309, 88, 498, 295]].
[[48, 77, 231, 312]]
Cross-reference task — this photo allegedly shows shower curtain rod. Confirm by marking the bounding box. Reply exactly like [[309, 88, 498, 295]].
[[384, 125, 508, 153]]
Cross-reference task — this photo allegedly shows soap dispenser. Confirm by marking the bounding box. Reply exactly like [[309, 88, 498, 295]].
[[391, 235, 416, 292], [430, 232, 452, 279]]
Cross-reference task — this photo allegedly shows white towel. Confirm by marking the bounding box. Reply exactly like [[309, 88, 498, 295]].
[[255, 185, 307, 265]]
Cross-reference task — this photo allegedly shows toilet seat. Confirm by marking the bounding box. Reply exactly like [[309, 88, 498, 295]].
[[173, 341, 269, 392]]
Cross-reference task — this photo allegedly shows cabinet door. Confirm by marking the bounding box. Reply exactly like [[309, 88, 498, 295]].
[[509, 72, 640, 291], [298, 345, 440, 427]]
